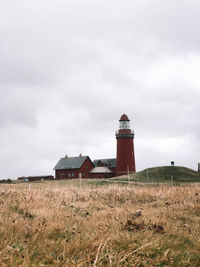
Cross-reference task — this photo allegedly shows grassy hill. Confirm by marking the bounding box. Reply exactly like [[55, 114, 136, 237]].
[[83, 166, 200, 186], [129, 166, 200, 183]]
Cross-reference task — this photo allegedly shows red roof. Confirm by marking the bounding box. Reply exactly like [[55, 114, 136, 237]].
[[119, 114, 130, 121]]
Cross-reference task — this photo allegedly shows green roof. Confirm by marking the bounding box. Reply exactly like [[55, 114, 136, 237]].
[[54, 156, 90, 170], [93, 158, 116, 168]]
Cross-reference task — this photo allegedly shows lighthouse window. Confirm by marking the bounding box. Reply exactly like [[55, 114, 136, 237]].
[[119, 121, 130, 129]]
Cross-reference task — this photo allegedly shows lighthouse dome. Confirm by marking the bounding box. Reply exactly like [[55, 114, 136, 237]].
[[119, 114, 130, 121]]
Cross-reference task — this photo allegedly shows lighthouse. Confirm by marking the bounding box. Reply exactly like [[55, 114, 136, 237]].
[[116, 114, 136, 176]]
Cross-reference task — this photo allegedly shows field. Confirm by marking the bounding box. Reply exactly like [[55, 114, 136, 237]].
[[1, 180, 200, 266]]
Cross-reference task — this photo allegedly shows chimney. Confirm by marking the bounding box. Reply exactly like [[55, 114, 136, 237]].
[[65, 155, 68, 159], [79, 153, 82, 157]]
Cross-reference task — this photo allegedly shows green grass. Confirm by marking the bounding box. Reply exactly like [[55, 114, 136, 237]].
[[113, 166, 200, 184]]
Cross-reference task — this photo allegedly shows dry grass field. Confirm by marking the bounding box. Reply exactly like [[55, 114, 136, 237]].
[[1, 181, 200, 266]]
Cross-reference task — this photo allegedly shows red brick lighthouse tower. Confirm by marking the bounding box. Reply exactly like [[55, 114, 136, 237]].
[[116, 114, 136, 176]]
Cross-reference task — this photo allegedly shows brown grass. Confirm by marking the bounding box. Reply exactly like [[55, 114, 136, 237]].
[[1, 181, 200, 266]]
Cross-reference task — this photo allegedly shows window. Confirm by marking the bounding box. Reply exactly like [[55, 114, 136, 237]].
[[72, 173, 75, 177], [65, 173, 68, 178], [82, 173, 85, 177], [119, 121, 130, 129], [68, 173, 71, 177]]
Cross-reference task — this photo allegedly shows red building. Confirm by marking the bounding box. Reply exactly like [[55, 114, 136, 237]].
[[93, 158, 116, 173], [18, 175, 54, 182], [54, 154, 94, 179], [89, 166, 114, 179], [54, 114, 136, 179]]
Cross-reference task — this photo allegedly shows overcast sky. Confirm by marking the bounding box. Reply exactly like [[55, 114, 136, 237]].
[[0, 0, 199, 179]]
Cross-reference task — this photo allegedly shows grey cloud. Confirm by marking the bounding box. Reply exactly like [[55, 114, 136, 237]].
[[0, 86, 39, 128], [0, 0, 199, 178], [1, 0, 199, 86]]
